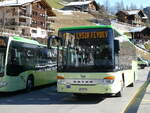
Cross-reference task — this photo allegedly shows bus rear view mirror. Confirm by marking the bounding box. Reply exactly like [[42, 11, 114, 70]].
[[48, 35, 62, 48], [114, 40, 120, 53]]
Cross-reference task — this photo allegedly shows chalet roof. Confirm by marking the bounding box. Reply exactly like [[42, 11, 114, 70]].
[[0, 0, 56, 16], [125, 10, 141, 15], [117, 9, 148, 19], [0, 0, 36, 6], [130, 26, 147, 32], [65, 0, 94, 6]]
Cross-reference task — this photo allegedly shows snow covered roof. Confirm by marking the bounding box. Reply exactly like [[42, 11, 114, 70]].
[[130, 26, 146, 32], [0, 0, 38, 7], [66, 0, 94, 6], [0, 0, 56, 16], [125, 10, 140, 15], [118, 10, 148, 19]]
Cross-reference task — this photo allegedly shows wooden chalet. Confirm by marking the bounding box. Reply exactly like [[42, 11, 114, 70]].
[[0, 0, 56, 43], [130, 26, 150, 41], [116, 10, 148, 25], [62, 0, 99, 12]]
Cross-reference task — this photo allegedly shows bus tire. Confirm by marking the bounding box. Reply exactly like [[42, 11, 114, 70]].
[[26, 75, 34, 92]]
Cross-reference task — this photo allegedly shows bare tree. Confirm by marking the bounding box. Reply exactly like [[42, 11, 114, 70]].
[[126, 5, 129, 10], [120, 0, 125, 10], [104, 0, 110, 13], [140, 5, 143, 10], [130, 2, 137, 10], [115, 2, 122, 12]]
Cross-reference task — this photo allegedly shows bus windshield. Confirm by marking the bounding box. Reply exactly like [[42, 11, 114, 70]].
[[0, 37, 8, 76], [58, 28, 115, 72]]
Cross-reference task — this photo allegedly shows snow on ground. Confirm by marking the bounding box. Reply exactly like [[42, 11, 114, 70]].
[[53, 8, 74, 15], [111, 20, 137, 34]]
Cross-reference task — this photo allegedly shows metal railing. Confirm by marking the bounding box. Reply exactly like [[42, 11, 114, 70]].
[[0, 28, 20, 36]]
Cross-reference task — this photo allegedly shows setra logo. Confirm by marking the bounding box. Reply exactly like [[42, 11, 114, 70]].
[[80, 74, 86, 78]]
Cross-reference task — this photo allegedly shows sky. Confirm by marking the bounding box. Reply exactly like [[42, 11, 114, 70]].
[[95, 0, 150, 8]]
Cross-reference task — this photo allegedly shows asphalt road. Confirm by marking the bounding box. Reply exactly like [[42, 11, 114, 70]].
[[0, 67, 149, 113]]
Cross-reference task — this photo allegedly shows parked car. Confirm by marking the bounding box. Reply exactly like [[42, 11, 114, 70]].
[[137, 57, 149, 69]]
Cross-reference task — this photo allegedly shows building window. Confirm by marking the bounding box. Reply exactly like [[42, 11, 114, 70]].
[[32, 20, 37, 24], [33, 11, 38, 16], [32, 30, 37, 33], [41, 31, 45, 35]]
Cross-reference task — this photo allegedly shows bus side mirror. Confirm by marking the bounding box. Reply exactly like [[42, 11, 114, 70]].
[[114, 40, 120, 54], [47, 35, 62, 48]]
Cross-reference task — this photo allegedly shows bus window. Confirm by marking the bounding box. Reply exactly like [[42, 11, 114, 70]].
[[0, 52, 5, 75], [0, 37, 8, 76], [7, 41, 37, 76], [58, 28, 114, 72]]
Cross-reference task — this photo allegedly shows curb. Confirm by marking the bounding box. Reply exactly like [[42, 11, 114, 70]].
[[121, 76, 150, 113]]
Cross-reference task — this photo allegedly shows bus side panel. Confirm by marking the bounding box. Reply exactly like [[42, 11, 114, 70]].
[[34, 70, 57, 87], [0, 75, 26, 92], [120, 61, 138, 88]]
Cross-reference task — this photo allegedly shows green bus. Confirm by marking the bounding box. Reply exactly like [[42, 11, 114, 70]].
[[0, 36, 57, 92], [57, 25, 138, 97]]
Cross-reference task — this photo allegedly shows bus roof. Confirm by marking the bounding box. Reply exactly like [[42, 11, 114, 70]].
[[11, 36, 40, 45], [59, 25, 112, 31]]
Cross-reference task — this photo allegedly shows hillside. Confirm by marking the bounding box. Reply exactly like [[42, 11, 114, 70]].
[[144, 7, 150, 25], [46, 0, 78, 9], [51, 9, 96, 35], [46, 0, 91, 9], [144, 7, 150, 18], [46, 0, 64, 9]]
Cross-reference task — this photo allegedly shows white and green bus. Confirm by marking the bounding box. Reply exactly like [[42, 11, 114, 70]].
[[0, 36, 57, 92], [57, 25, 138, 97]]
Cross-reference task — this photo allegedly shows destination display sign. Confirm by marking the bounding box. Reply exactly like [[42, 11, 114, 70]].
[[74, 31, 108, 39], [60, 31, 108, 39]]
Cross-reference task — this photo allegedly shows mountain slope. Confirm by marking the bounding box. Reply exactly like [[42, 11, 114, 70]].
[[46, 0, 64, 9], [46, 0, 86, 9], [144, 7, 150, 18]]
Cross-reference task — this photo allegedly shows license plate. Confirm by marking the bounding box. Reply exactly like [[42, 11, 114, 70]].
[[79, 88, 88, 91], [66, 84, 71, 88]]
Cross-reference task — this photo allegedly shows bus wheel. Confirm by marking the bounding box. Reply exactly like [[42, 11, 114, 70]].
[[26, 76, 34, 92]]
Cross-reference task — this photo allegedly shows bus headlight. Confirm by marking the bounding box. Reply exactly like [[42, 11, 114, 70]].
[[57, 79, 65, 84], [0, 81, 8, 88], [102, 76, 115, 84], [103, 79, 114, 84]]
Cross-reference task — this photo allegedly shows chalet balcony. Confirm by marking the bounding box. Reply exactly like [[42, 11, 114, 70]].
[[0, 28, 20, 36], [22, 33, 31, 37], [5, 21, 30, 27], [46, 17, 55, 22], [19, 22, 31, 27], [47, 28, 55, 33], [19, 12, 31, 18]]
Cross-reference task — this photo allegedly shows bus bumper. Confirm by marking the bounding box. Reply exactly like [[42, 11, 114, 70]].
[[57, 84, 120, 94]]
